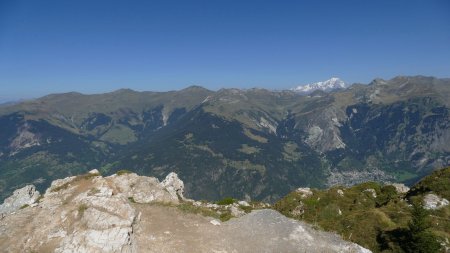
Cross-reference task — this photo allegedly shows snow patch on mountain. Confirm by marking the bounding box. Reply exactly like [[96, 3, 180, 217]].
[[292, 77, 347, 93]]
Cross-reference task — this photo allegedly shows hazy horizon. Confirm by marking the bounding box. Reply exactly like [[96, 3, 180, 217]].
[[1, 0, 449, 101], [2, 74, 450, 103]]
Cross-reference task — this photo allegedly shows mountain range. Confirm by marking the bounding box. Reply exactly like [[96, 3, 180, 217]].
[[0, 75, 449, 203], [291, 77, 348, 93]]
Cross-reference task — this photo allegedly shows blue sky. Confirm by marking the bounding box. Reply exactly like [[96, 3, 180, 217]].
[[0, 0, 449, 101]]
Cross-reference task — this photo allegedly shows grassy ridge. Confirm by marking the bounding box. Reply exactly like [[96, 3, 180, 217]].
[[274, 167, 450, 252]]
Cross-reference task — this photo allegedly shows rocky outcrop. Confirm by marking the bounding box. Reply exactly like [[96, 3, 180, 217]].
[[0, 171, 371, 253], [222, 209, 371, 253], [0, 185, 40, 217], [423, 193, 449, 210], [390, 183, 410, 193], [109, 173, 178, 204], [160, 172, 185, 200], [295, 187, 313, 198]]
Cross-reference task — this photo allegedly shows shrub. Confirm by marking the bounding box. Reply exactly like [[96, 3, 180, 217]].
[[219, 212, 233, 222], [78, 204, 88, 217], [20, 204, 29, 209], [405, 202, 441, 253], [376, 185, 398, 207], [117, 169, 133, 176], [239, 205, 253, 213], [177, 202, 220, 219], [216, 197, 235, 205]]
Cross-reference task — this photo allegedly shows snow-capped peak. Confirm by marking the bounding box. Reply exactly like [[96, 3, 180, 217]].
[[292, 77, 347, 93]]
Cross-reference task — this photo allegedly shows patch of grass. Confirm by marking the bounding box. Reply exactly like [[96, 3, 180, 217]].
[[88, 188, 100, 196], [36, 195, 44, 202], [219, 212, 233, 222], [50, 182, 71, 193], [238, 144, 260, 155], [408, 166, 450, 200], [177, 202, 220, 219], [116, 169, 133, 176], [223, 159, 266, 173], [282, 142, 302, 161], [274, 166, 450, 252], [216, 197, 235, 205], [239, 205, 253, 213], [243, 128, 268, 143], [51, 172, 101, 193], [78, 204, 88, 217], [20, 204, 29, 209], [99, 124, 137, 144]]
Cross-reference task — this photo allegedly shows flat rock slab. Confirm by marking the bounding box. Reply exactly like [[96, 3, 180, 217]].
[[133, 205, 370, 253]]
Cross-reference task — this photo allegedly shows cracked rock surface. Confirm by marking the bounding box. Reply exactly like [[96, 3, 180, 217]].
[[0, 172, 371, 253]]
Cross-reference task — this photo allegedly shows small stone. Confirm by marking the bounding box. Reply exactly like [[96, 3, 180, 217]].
[[238, 201, 250, 207], [88, 169, 100, 175], [337, 189, 344, 197], [210, 219, 221, 226]]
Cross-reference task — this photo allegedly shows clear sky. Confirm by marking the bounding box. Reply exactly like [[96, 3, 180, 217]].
[[0, 0, 449, 101]]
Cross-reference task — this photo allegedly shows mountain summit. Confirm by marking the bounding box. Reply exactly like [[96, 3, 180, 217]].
[[292, 77, 347, 93], [0, 170, 372, 252]]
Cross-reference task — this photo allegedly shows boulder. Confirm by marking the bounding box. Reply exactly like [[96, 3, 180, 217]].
[[390, 183, 410, 194], [0, 185, 40, 216], [230, 205, 246, 217], [109, 173, 177, 204], [88, 169, 100, 175], [160, 172, 185, 200], [423, 193, 449, 210], [210, 219, 221, 226], [291, 202, 305, 216], [238, 200, 250, 207], [295, 187, 313, 199]]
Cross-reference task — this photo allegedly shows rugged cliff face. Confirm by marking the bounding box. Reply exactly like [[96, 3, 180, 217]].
[[0, 171, 371, 253]]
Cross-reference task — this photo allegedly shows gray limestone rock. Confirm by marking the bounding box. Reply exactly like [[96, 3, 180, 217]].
[[222, 209, 372, 253], [160, 172, 185, 200], [0, 185, 40, 216], [0, 172, 372, 253], [390, 183, 410, 194], [423, 193, 449, 210]]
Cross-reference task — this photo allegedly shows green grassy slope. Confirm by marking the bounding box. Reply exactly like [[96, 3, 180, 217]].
[[274, 167, 450, 252]]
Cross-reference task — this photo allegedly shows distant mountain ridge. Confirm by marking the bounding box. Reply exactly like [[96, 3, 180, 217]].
[[292, 77, 348, 93], [0, 75, 449, 203]]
